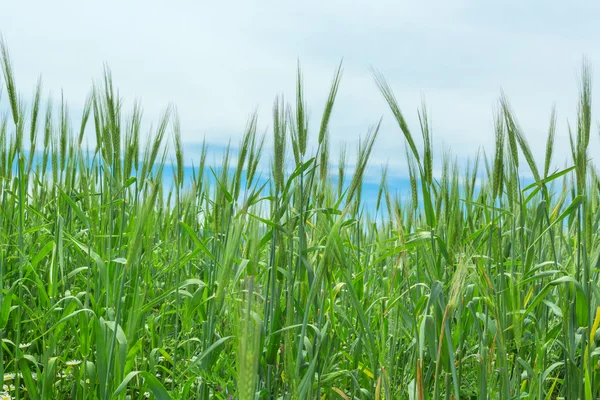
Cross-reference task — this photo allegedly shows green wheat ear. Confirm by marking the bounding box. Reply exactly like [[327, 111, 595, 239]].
[[295, 61, 307, 158], [0, 36, 19, 125], [492, 106, 504, 201], [172, 108, 184, 189], [318, 61, 343, 145], [237, 277, 262, 400], [235, 111, 257, 198], [272, 95, 286, 194], [544, 105, 557, 178]]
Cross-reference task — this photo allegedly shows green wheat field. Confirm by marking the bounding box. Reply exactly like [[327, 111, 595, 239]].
[[1, 38, 600, 400]]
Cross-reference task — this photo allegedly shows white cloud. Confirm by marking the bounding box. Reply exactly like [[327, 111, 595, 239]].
[[1, 0, 600, 180]]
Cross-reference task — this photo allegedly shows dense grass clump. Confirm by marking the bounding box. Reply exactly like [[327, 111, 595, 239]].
[[2, 40, 600, 399]]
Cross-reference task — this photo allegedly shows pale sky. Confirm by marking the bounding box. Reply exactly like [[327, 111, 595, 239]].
[[2, 1, 600, 180]]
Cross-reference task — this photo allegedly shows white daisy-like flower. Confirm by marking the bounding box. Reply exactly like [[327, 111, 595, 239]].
[[2, 374, 14, 382], [164, 377, 173, 384], [143, 392, 151, 398], [18, 343, 31, 349], [0, 391, 12, 400], [66, 360, 82, 367], [157, 356, 164, 362]]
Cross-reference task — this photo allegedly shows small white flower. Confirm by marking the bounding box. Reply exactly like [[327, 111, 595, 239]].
[[2, 374, 14, 382], [164, 377, 173, 384], [66, 360, 82, 367], [18, 343, 31, 349], [157, 356, 164, 362], [143, 392, 151, 398], [0, 391, 12, 400]]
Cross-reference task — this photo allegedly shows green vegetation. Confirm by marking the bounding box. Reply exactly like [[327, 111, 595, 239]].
[[1, 39, 600, 399]]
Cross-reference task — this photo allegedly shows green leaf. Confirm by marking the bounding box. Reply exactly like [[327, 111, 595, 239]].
[[18, 356, 40, 400], [113, 371, 172, 399]]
